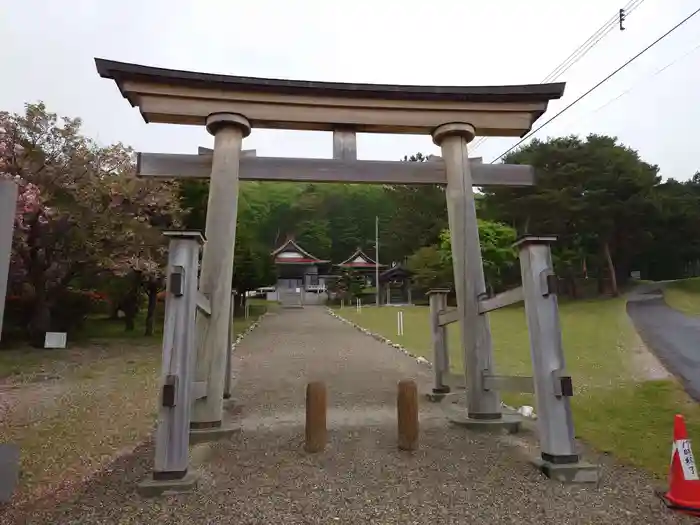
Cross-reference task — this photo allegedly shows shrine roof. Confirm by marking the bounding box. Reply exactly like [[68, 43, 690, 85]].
[[95, 58, 565, 104]]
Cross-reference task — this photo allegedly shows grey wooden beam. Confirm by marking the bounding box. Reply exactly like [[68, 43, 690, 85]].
[[478, 286, 524, 314], [137, 153, 535, 186], [437, 308, 459, 327], [0, 181, 17, 342], [333, 129, 357, 160], [483, 374, 535, 394]]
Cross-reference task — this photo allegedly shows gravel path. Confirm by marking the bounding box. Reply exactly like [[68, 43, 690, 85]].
[[627, 285, 700, 401], [7, 307, 691, 524]]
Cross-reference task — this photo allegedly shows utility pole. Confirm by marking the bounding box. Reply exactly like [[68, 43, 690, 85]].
[[375, 215, 380, 307]]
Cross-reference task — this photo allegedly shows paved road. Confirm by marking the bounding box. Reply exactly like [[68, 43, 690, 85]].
[[10, 307, 690, 524], [627, 285, 700, 401]]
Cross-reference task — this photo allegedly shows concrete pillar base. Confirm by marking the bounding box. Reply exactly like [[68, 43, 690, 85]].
[[531, 457, 600, 484], [137, 471, 199, 497], [446, 405, 521, 433], [189, 423, 239, 445], [425, 387, 451, 403]]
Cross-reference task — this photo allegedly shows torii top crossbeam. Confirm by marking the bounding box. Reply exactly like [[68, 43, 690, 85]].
[[95, 59, 564, 137]]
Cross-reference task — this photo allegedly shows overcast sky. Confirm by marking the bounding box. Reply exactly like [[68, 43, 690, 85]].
[[1, 0, 699, 179]]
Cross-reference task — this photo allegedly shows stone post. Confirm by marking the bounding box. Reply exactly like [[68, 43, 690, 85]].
[[191, 113, 251, 430], [427, 288, 450, 401], [515, 235, 598, 483], [432, 123, 502, 422]]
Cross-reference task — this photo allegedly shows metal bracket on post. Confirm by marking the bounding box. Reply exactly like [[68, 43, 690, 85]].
[[540, 270, 558, 297], [162, 375, 178, 407], [170, 266, 185, 296], [514, 234, 598, 483], [552, 369, 573, 397]]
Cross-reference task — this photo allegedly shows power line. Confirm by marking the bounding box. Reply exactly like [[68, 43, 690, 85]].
[[490, 5, 700, 163], [471, 1, 644, 152], [586, 40, 700, 118]]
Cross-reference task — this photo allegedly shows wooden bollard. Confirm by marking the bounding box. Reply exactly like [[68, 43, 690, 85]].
[[397, 379, 419, 450], [305, 381, 327, 453]]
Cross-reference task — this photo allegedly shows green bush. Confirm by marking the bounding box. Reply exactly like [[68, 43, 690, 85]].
[[51, 290, 108, 333]]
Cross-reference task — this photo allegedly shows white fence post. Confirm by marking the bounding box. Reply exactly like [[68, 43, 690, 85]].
[[150, 231, 204, 484]]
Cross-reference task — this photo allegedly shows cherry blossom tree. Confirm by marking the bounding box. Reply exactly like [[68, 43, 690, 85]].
[[1, 103, 179, 344]]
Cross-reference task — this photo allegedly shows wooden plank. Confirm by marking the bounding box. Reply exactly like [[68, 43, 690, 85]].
[[437, 308, 459, 327], [483, 374, 535, 394], [428, 291, 450, 391], [137, 153, 535, 186], [138, 94, 536, 135], [333, 130, 357, 160], [196, 292, 211, 317], [0, 181, 17, 342], [478, 286, 524, 314]]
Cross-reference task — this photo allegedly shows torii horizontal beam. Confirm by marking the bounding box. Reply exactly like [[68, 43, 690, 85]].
[[137, 153, 534, 186]]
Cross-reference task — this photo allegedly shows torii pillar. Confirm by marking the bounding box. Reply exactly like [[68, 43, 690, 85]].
[[432, 123, 508, 427], [190, 113, 250, 432]]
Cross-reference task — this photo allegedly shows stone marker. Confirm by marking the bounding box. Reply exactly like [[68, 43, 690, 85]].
[[397, 380, 419, 451], [0, 443, 20, 503], [305, 381, 327, 453]]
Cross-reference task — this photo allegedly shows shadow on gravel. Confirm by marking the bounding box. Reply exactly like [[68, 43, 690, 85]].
[[0, 441, 154, 524]]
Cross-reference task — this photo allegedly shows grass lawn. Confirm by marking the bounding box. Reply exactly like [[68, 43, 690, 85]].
[[338, 298, 700, 477], [664, 278, 700, 316], [0, 300, 270, 505]]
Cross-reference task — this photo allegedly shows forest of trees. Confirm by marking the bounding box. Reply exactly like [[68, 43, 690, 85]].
[[3, 103, 700, 344]]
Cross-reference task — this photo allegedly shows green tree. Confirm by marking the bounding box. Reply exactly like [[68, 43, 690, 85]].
[[1, 103, 179, 344], [482, 134, 660, 296], [406, 245, 453, 292], [437, 219, 518, 294]]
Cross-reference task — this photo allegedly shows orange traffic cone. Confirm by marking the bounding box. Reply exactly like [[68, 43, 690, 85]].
[[661, 414, 700, 516]]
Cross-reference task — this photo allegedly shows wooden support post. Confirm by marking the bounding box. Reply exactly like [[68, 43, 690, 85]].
[[191, 113, 251, 429], [427, 289, 451, 401], [0, 181, 17, 342], [515, 235, 598, 482], [432, 123, 502, 421], [223, 292, 234, 400], [152, 231, 203, 482], [397, 380, 419, 451], [333, 129, 357, 160], [304, 381, 327, 453]]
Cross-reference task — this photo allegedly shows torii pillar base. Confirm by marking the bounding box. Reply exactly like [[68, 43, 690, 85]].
[[531, 456, 600, 484], [189, 421, 240, 445], [137, 471, 200, 498], [445, 404, 521, 434]]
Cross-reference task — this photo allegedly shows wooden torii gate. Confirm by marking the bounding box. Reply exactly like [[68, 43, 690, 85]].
[[95, 59, 596, 493]]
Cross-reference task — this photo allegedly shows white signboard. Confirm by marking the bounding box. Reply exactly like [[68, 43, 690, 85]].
[[44, 332, 67, 349]]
